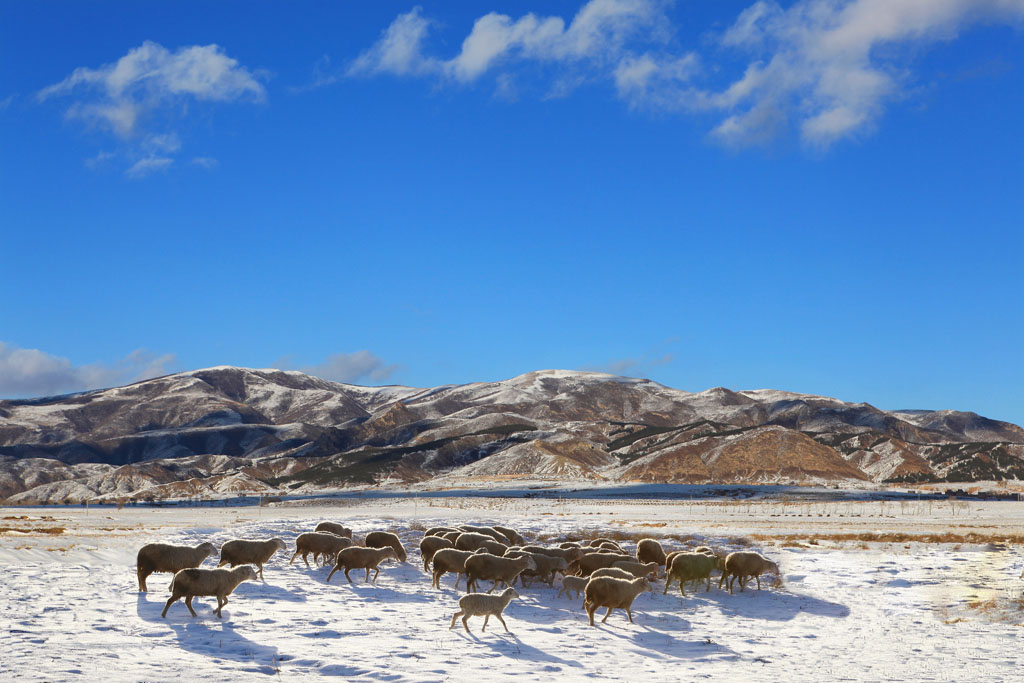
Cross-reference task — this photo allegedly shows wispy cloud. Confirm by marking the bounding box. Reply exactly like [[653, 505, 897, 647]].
[[278, 350, 401, 384], [191, 156, 219, 169], [346, 0, 1024, 148], [0, 342, 177, 398], [580, 352, 674, 377], [39, 41, 264, 175], [347, 1, 668, 90], [125, 156, 173, 179]]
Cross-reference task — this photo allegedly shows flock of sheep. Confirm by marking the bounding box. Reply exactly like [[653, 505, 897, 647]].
[[137, 521, 780, 630]]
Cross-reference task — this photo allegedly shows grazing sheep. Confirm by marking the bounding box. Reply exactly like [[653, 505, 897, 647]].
[[636, 538, 667, 567], [441, 531, 463, 544], [588, 538, 625, 552], [571, 552, 629, 577], [719, 551, 779, 593], [492, 525, 526, 546], [611, 560, 661, 580], [665, 552, 718, 596], [590, 567, 642, 581], [518, 545, 584, 563], [327, 546, 398, 584], [419, 535, 455, 572], [457, 525, 509, 544], [314, 521, 353, 539], [593, 541, 628, 553], [584, 576, 650, 626], [557, 575, 588, 600], [464, 553, 536, 594], [506, 551, 567, 587], [218, 538, 286, 580], [424, 526, 459, 537], [365, 531, 407, 563], [431, 548, 476, 589], [136, 541, 217, 592], [478, 539, 509, 555], [290, 532, 354, 568], [449, 587, 520, 633], [454, 532, 498, 552], [161, 565, 257, 618], [559, 541, 583, 550]]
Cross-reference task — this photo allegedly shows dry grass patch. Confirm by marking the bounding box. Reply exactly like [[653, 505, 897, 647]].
[[750, 531, 1024, 545]]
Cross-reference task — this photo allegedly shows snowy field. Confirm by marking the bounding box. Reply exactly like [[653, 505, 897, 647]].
[[3, 496, 1024, 681]]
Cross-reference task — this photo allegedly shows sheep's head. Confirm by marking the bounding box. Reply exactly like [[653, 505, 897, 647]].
[[239, 566, 259, 582], [767, 560, 780, 575], [523, 556, 538, 571], [198, 542, 217, 556], [636, 577, 652, 593], [271, 538, 286, 551], [382, 547, 399, 561], [505, 587, 520, 600]]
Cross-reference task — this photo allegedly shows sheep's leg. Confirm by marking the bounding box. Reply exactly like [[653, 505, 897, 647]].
[[304, 554, 311, 569], [454, 572, 463, 589], [755, 574, 761, 590], [138, 567, 149, 592], [705, 575, 711, 592], [432, 570, 442, 589], [345, 568, 355, 584], [679, 579, 686, 597], [462, 615, 471, 633], [488, 581, 499, 594], [495, 614, 508, 632], [586, 603, 597, 626], [326, 565, 339, 582], [257, 563, 265, 581], [185, 595, 197, 617], [217, 559, 228, 567], [601, 607, 614, 623], [625, 606, 634, 623], [161, 593, 181, 618], [482, 615, 490, 632], [423, 558, 430, 572], [215, 596, 226, 618], [288, 551, 299, 565], [449, 610, 464, 630]]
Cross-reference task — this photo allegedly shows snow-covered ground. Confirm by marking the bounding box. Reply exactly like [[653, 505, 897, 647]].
[[3, 497, 1024, 681]]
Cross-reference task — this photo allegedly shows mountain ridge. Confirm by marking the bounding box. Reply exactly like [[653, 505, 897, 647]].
[[1, 366, 1021, 503]]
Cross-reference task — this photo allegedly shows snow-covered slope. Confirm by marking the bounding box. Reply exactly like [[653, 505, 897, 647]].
[[1, 366, 1022, 502]]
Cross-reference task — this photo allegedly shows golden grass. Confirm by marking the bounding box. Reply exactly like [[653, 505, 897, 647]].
[[749, 531, 1024, 545], [0, 526, 66, 535]]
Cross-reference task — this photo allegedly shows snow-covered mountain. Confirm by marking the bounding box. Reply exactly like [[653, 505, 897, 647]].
[[1, 366, 1022, 502]]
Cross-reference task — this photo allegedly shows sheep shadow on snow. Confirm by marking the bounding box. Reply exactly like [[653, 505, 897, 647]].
[[451, 630, 584, 670], [135, 594, 283, 673], [677, 584, 850, 621]]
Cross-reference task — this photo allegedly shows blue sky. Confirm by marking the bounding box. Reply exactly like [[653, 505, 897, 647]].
[[1, 0, 1022, 425]]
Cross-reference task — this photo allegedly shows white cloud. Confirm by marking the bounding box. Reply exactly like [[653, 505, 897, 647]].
[[39, 41, 264, 173], [349, 0, 1024, 149], [125, 156, 173, 179], [279, 351, 401, 385], [348, 7, 440, 78], [0, 343, 176, 398], [348, 0, 668, 90], [191, 156, 219, 169], [708, 0, 1024, 147]]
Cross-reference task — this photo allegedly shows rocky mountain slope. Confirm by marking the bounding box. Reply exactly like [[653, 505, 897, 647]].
[[1, 366, 1022, 503]]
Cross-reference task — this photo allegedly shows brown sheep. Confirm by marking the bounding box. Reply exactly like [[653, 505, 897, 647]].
[[136, 541, 217, 592], [419, 535, 454, 572], [584, 576, 650, 626], [719, 551, 779, 593], [636, 538, 667, 566], [365, 531, 407, 563]]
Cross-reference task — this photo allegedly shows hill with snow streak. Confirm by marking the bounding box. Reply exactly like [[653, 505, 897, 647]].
[[1, 367, 1022, 502]]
